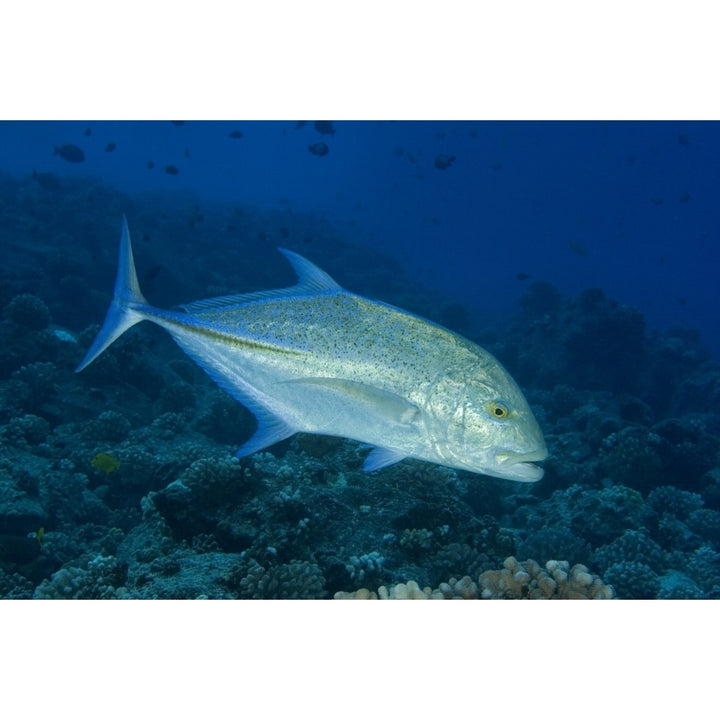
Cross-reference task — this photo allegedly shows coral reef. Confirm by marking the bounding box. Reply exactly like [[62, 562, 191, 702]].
[[233, 559, 326, 599], [603, 561, 659, 599], [334, 556, 614, 599], [3, 294, 52, 330], [0, 177, 719, 600]]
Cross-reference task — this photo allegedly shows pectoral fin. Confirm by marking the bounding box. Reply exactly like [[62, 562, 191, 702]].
[[283, 377, 420, 426]]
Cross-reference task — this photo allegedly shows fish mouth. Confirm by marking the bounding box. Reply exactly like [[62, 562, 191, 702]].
[[494, 448, 548, 482]]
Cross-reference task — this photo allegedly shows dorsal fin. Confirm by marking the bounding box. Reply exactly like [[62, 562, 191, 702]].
[[276, 248, 341, 292], [180, 248, 341, 312]]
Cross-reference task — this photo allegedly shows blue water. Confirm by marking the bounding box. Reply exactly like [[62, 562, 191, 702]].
[[3, 120, 718, 355], [0, 120, 719, 599]]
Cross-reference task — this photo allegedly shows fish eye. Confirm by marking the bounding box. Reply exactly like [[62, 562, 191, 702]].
[[489, 402, 509, 419]]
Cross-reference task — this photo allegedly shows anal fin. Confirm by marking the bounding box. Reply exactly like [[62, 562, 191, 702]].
[[235, 407, 296, 457]]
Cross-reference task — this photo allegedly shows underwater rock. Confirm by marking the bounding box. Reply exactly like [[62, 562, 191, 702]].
[[32, 170, 60, 190]]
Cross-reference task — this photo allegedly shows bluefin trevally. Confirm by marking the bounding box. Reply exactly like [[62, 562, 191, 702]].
[[76, 217, 547, 482]]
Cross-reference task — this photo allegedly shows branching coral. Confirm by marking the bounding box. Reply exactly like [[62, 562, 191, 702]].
[[333, 556, 614, 599], [478, 557, 614, 599], [238, 559, 326, 599], [33, 554, 127, 599]]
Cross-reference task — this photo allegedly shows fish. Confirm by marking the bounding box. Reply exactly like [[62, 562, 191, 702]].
[[568, 240, 589, 257], [229, 130, 243, 139], [76, 217, 547, 482], [105, 142, 116, 152], [165, 165, 179, 175], [53, 144, 85, 163], [434, 154, 455, 170], [308, 142, 329, 157], [314, 121, 335, 135]]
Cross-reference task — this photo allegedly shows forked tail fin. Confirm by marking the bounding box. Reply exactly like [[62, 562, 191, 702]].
[[75, 215, 148, 372]]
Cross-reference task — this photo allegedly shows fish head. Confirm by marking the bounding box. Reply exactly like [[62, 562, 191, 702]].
[[430, 362, 548, 482]]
